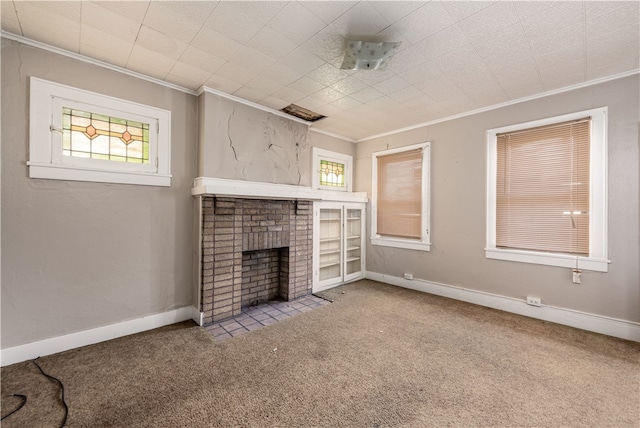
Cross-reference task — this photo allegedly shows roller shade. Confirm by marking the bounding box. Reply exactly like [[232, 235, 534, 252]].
[[496, 118, 590, 255]]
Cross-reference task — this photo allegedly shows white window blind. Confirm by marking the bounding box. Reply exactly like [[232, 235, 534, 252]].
[[377, 148, 423, 239], [496, 118, 590, 255]]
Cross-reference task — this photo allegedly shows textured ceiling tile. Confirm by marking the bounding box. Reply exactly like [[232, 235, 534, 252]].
[[206, 1, 284, 44], [396, 1, 455, 44], [388, 85, 426, 103], [456, 1, 519, 40], [522, 19, 585, 58], [204, 74, 243, 94], [135, 25, 188, 60], [370, 1, 428, 24], [307, 63, 349, 87], [17, 1, 81, 22], [416, 76, 465, 103], [166, 62, 212, 89], [90, 1, 150, 23], [414, 25, 469, 62], [300, 1, 357, 25], [502, 81, 545, 100], [245, 75, 282, 97], [387, 44, 429, 73], [287, 76, 326, 97], [330, 95, 362, 110], [143, 1, 216, 44], [442, 0, 496, 22], [81, 2, 141, 45], [437, 94, 478, 116], [471, 23, 529, 59], [248, 26, 299, 60], [1, 2, 21, 34], [487, 58, 540, 86], [179, 46, 225, 74], [14, 2, 81, 52], [331, 76, 369, 96], [585, 3, 640, 40], [229, 46, 277, 73], [512, 1, 558, 21], [302, 31, 346, 63], [260, 63, 303, 87], [295, 95, 327, 112], [349, 86, 384, 104], [126, 45, 176, 80], [587, 49, 639, 81], [464, 84, 510, 106], [215, 61, 258, 86], [325, 2, 389, 37], [232, 86, 269, 104], [310, 87, 346, 104], [375, 75, 411, 95], [80, 26, 133, 68], [353, 68, 396, 86], [190, 26, 242, 62], [22, 17, 81, 54], [279, 48, 326, 75], [270, 86, 306, 105], [267, 2, 326, 44]]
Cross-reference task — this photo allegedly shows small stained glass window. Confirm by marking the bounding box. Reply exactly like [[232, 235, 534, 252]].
[[319, 160, 345, 187], [62, 108, 150, 164]]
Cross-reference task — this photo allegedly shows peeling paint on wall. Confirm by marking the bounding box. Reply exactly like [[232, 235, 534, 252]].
[[200, 94, 311, 186]]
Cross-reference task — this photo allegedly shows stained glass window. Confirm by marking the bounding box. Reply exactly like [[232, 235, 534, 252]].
[[319, 160, 345, 187], [62, 108, 150, 164]]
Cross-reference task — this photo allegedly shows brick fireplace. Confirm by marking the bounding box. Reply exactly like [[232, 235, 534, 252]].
[[200, 197, 313, 325]]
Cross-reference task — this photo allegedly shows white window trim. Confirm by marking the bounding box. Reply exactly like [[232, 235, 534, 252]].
[[485, 107, 609, 272], [28, 77, 171, 186], [312, 147, 352, 192], [371, 142, 431, 252]]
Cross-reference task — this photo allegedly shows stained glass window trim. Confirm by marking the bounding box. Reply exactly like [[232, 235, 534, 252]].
[[28, 77, 171, 187], [313, 148, 352, 192]]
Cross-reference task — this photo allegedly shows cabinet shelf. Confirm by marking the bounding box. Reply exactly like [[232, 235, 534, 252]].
[[320, 261, 341, 269], [315, 203, 365, 292], [320, 249, 341, 255]]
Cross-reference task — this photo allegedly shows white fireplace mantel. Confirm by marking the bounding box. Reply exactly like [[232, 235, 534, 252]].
[[191, 177, 368, 203]]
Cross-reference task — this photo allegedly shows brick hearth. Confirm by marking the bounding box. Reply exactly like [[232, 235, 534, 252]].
[[200, 197, 313, 325]]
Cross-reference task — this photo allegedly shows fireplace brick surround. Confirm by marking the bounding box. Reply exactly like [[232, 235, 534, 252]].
[[201, 197, 313, 325]]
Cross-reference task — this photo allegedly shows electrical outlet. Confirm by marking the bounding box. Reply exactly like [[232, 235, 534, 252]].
[[526, 296, 542, 307], [403, 273, 413, 280], [572, 269, 582, 284]]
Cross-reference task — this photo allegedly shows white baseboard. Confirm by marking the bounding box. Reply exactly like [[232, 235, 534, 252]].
[[191, 307, 204, 326], [365, 271, 640, 342], [1, 306, 197, 367]]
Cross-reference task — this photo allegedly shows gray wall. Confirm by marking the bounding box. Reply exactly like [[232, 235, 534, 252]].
[[1, 39, 199, 348], [198, 92, 311, 185], [355, 75, 640, 323]]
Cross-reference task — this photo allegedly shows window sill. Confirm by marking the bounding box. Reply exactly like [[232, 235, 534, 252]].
[[371, 236, 431, 252], [485, 248, 609, 272], [28, 162, 172, 187]]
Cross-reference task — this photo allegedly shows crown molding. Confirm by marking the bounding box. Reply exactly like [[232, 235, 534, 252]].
[[356, 68, 640, 143]]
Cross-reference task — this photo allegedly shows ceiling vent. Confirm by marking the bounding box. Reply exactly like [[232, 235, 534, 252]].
[[280, 104, 326, 122]]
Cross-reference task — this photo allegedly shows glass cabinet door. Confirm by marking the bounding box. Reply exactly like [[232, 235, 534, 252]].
[[344, 208, 362, 280], [318, 208, 342, 283]]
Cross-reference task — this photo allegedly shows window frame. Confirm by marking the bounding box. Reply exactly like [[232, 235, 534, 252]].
[[28, 77, 171, 186], [312, 147, 352, 192], [371, 142, 431, 252], [486, 107, 609, 272]]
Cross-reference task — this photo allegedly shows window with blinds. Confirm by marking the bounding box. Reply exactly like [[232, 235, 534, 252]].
[[496, 118, 590, 255], [377, 149, 423, 239], [372, 142, 431, 252]]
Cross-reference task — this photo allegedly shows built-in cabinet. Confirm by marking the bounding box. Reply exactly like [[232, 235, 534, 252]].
[[313, 201, 366, 292]]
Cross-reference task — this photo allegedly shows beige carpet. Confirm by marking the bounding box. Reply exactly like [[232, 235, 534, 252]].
[[2, 280, 639, 427]]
